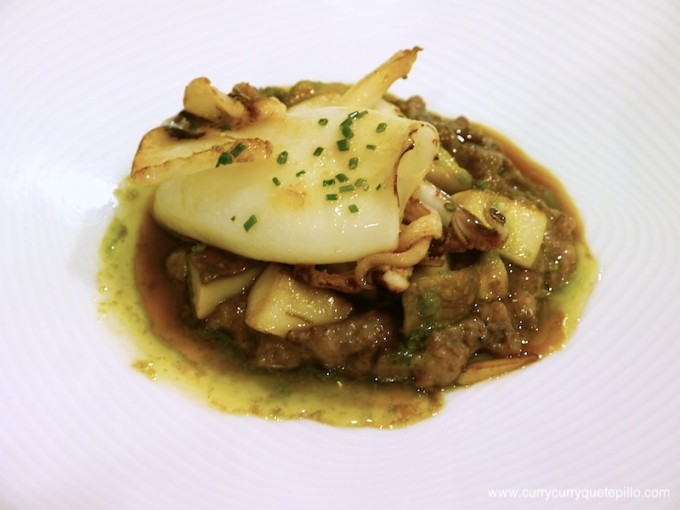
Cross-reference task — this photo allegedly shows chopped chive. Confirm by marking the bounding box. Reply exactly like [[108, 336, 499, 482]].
[[276, 151, 289, 164], [326, 193, 339, 201], [190, 243, 206, 253], [366, 144, 377, 150], [318, 118, 329, 126], [335, 173, 349, 182], [230, 142, 247, 158], [230, 215, 236, 221], [376, 122, 388, 133], [339, 184, 355, 193], [348, 204, 359, 213], [322, 179, 336, 187], [347, 110, 368, 120], [444, 202, 457, 212], [355, 178, 368, 190], [348, 157, 359, 170], [295, 170, 306, 177], [341, 124, 354, 139], [336, 139, 350, 151], [313, 146, 324, 156], [243, 214, 258, 232], [216, 152, 233, 167], [376, 184, 382, 190], [272, 177, 281, 186]]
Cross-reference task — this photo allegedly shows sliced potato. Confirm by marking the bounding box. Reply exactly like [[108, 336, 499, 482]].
[[494, 198, 548, 268], [245, 264, 353, 337]]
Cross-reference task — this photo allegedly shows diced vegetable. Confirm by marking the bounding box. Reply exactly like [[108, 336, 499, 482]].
[[189, 260, 263, 319], [453, 189, 547, 268], [246, 264, 353, 337], [426, 147, 473, 194], [495, 198, 548, 267]]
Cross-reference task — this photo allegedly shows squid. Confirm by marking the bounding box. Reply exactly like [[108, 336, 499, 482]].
[[130, 47, 441, 265]]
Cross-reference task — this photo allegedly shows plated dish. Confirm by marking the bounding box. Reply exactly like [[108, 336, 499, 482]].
[[3, 1, 680, 508], [99, 48, 596, 427]]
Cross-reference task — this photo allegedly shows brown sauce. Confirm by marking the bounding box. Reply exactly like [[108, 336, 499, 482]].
[[98, 129, 597, 429]]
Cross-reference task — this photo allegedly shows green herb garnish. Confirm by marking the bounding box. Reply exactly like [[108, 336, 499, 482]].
[[341, 124, 354, 139], [230, 142, 246, 158], [216, 152, 233, 167], [276, 151, 289, 164], [243, 214, 258, 232]]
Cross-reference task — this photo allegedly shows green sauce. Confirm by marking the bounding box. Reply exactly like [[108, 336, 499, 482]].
[[98, 134, 597, 429], [98, 181, 441, 428]]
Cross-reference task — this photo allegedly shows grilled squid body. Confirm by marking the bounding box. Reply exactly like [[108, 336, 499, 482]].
[[133, 48, 441, 264]]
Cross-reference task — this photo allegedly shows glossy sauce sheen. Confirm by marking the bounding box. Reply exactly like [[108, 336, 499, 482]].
[[99, 129, 597, 429]]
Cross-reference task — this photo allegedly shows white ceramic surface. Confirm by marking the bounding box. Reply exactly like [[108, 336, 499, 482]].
[[1, 1, 679, 509]]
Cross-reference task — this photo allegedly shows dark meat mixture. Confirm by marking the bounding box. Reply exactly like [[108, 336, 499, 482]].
[[161, 93, 579, 389]]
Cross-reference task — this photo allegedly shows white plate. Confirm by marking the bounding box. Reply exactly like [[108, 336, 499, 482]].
[[1, 1, 679, 509]]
